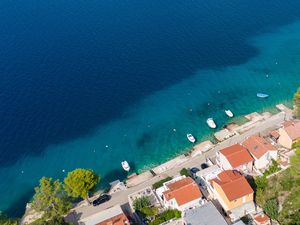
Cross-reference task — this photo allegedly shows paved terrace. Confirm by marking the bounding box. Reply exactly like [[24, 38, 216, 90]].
[[65, 111, 286, 224]]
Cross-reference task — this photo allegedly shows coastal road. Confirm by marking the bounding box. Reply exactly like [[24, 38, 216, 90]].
[[66, 111, 286, 224]]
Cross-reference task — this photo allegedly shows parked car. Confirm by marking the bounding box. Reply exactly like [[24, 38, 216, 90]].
[[92, 194, 111, 206], [200, 163, 209, 169], [190, 167, 200, 177]]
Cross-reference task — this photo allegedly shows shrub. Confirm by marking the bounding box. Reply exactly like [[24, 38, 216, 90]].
[[149, 209, 181, 225], [160, 209, 181, 221], [264, 160, 280, 177], [292, 139, 300, 149], [180, 168, 190, 177], [263, 199, 279, 220], [152, 177, 172, 189], [149, 218, 164, 225], [255, 176, 267, 191], [140, 207, 158, 217]]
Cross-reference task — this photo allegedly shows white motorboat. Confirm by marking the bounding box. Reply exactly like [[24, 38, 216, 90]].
[[121, 161, 130, 172], [206, 118, 216, 129], [257, 93, 269, 98], [225, 110, 234, 118], [186, 133, 196, 143]]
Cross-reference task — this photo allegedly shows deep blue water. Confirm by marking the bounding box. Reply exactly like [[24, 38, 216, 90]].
[[0, 0, 300, 217]]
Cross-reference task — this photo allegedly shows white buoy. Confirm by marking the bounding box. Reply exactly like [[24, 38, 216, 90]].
[[21, 170, 24, 174], [105, 145, 109, 148], [173, 128, 176, 132], [62, 169, 65, 173], [275, 61, 278, 65]]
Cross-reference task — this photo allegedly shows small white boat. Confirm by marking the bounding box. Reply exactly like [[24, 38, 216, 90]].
[[121, 161, 130, 172], [186, 133, 196, 143], [206, 118, 216, 129], [257, 93, 269, 98], [225, 110, 234, 118]]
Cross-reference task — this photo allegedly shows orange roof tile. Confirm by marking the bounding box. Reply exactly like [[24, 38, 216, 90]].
[[219, 144, 253, 168], [270, 130, 280, 139], [163, 177, 202, 206], [212, 170, 253, 201], [254, 213, 270, 224], [283, 121, 300, 141], [97, 213, 129, 225], [242, 135, 276, 159]]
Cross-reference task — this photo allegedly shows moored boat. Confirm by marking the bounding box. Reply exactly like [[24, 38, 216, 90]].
[[225, 109, 234, 117], [186, 133, 196, 143], [206, 118, 216, 129], [257, 93, 269, 98], [121, 161, 130, 172]]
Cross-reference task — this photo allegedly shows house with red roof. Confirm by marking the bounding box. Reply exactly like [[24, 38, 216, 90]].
[[217, 144, 254, 173], [156, 176, 204, 212], [78, 204, 129, 225], [278, 120, 300, 149], [210, 170, 255, 221], [242, 135, 278, 170]]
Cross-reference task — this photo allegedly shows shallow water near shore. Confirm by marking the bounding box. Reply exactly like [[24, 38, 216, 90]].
[[1, 0, 300, 217]]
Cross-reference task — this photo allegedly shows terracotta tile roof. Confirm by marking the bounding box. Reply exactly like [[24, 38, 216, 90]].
[[254, 213, 270, 224], [97, 213, 129, 225], [212, 170, 253, 201], [242, 135, 276, 159], [163, 177, 202, 206], [283, 121, 300, 141], [270, 130, 280, 139], [219, 144, 253, 168]]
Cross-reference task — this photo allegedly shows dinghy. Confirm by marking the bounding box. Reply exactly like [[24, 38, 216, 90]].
[[187, 133, 196, 143], [225, 110, 234, 117], [121, 161, 130, 172]]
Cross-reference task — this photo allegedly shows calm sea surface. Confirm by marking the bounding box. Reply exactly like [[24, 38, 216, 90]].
[[0, 0, 300, 216]]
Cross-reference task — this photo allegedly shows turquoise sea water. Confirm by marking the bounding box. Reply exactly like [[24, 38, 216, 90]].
[[1, 20, 300, 216], [1, 0, 300, 217]]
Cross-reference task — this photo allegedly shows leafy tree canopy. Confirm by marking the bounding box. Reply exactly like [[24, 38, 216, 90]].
[[294, 87, 300, 117], [64, 168, 99, 201], [133, 196, 151, 212], [31, 177, 72, 219], [180, 168, 190, 177], [30, 216, 73, 225]]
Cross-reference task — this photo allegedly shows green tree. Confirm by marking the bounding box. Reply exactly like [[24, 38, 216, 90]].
[[255, 176, 267, 191], [30, 216, 73, 225], [263, 199, 279, 220], [31, 177, 72, 219], [294, 87, 300, 117], [64, 168, 99, 204], [132, 196, 151, 212], [180, 168, 190, 177], [140, 207, 158, 217]]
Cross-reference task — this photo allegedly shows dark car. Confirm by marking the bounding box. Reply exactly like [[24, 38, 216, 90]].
[[92, 194, 111, 206], [200, 163, 209, 169], [190, 167, 200, 174]]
